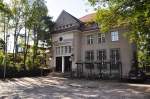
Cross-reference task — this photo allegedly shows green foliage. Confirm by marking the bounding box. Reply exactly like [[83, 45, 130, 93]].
[[0, 50, 4, 65], [0, 38, 5, 50], [26, 57, 32, 69], [0, 1, 4, 10], [25, 0, 54, 67], [88, 0, 150, 63], [0, 0, 53, 78], [27, 0, 54, 42]]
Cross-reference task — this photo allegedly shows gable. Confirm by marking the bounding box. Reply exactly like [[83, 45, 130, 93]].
[[54, 10, 81, 29]]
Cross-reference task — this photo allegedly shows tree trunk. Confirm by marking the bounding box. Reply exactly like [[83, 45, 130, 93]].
[[3, 13, 6, 79], [23, 23, 27, 70], [13, 21, 19, 66], [32, 26, 36, 66]]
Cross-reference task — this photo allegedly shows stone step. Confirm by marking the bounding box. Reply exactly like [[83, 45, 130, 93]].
[[49, 72, 71, 78]]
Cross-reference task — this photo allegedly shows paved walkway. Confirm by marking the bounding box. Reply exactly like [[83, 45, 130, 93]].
[[0, 76, 150, 99]]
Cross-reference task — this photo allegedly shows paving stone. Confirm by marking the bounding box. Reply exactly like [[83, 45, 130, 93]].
[[0, 76, 149, 99]]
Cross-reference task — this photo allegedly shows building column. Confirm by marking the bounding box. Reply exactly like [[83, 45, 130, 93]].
[[62, 56, 65, 73]]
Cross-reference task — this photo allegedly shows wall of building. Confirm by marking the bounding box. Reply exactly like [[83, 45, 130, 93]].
[[52, 31, 76, 70], [52, 27, 135, 77], [77, 28, 134, 76], [72, 30, 82, 70]]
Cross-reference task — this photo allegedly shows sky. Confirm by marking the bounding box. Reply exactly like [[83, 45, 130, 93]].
[[1, 0, 95, 52], [46, 0, 95, 21]]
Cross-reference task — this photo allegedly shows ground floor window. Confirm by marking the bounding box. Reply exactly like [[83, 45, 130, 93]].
[[97, 49, 106, 61], [110, 48, 120, 62], [85, 50, 94, 61]]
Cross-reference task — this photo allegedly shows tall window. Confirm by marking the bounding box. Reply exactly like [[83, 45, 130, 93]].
[[61, 46, 64, 54], [56, 47, 60, 55], [111, 31, 119, 41], [65, 46, 68, 53], [85, 50, 94, 61], [87, 35, 94, 44], [98, 33, 105, 43], [110, 48, 120, 62], [68, 46, 72, 53], [97, 50, 106, 61], [56, 46, 72, 55]]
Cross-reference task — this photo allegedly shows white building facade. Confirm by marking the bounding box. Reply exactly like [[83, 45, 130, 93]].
[[51, 10, 136, 78]]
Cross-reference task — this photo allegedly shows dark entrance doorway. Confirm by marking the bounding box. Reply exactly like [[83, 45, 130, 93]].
[[64, 56, 71, 72], [56, 57, 62, 72]]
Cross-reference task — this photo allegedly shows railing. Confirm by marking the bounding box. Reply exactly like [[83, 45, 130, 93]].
[[71, 61, 122, 80], [139, 62, 150, 75]]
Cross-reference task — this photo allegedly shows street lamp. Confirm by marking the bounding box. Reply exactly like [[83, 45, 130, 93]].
[[69, 54, 74, 62], [3, 34, 10, 79], [69, 54, 74, 71]]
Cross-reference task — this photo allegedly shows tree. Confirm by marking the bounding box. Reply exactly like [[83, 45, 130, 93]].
[[27, 0, 54, 66], [0, 0, 12, 79], [8, 0, 24, 65], [0, 0, 53, 78], [22, 0, 31, 69], [0, 0, 5, 11], [0, 39, 5, 49], [38, 16, 54, 46], [88, 0, 150, 63]]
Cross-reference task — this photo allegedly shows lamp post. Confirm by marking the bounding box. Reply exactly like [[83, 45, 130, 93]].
[[69, 54, 74, 72], [3, 34, 10, 79]]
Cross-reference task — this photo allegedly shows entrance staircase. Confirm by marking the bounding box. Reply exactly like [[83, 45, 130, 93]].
[[49, 72, 71, 78]]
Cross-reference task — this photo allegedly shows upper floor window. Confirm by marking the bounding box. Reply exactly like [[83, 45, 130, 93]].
[[111, 31, 119, 41], [85, 50, 94, 61], [61, 46, 64, 54], [65, 46, 68, 53], [56, 46, 72, 55], [97, 49, 106, 61], [56, 47, 60, 55], [98, 33, 105, 43], [68, 46, 72, 53], [87, 35, 94, 45]]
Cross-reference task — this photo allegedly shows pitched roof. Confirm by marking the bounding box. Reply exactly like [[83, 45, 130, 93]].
[[63, 10, 82, 24], [53, 11, 98, 33], [55, 10, 82, 24], [79, 13, 96, 23]]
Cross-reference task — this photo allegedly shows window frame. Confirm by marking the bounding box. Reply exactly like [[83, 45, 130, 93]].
[[85, 50, 94, 61], [56, 47, 61, 55], [68, 46, 72, 53], [65, 46, 68, 53], [111, 31, 119, 41], [97, 49, 107, 61], [110, 48, 121, 63], [98, 33, 106, 43], [87, 34, 94, 45]]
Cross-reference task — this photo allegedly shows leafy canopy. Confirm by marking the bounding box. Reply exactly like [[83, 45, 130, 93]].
[[88, 0, 150, 62]]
